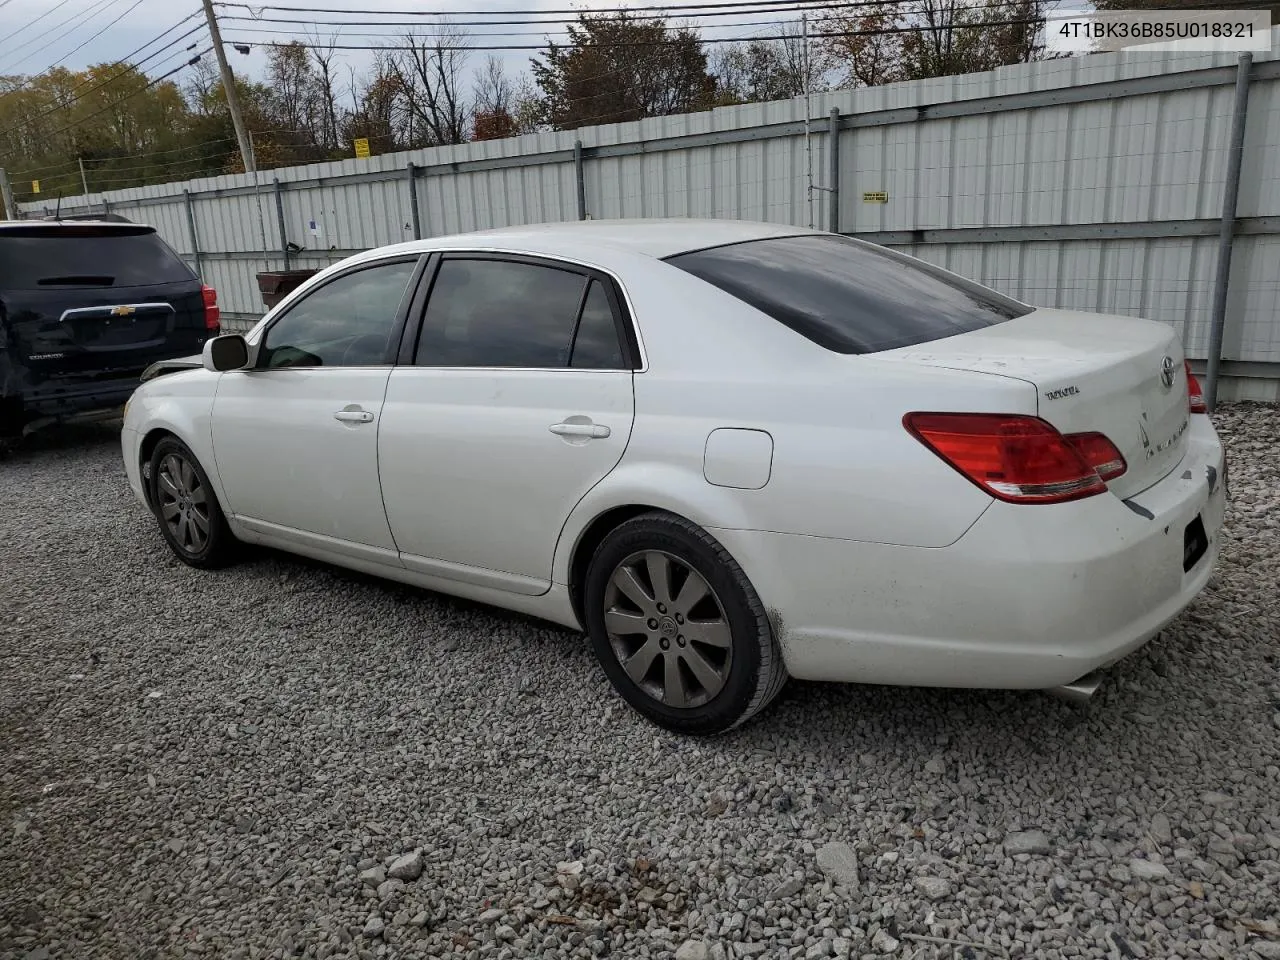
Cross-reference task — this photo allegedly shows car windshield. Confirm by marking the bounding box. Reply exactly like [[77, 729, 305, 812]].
[[0, 226, 193, 289], [665, 233, 1031, 354]]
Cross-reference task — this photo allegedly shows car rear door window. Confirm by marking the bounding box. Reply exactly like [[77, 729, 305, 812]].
[[0, 226, 194, 288], [258, 259, 418, 368], [569, 280, 625, 369], [666, 234, 1031, 354], [414, 258, 592, 368]]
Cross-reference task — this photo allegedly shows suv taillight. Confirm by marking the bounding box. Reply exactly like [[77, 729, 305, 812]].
[[1185, 361, 1206, 414], [904, 412, 1122, 504], [202, 284, 220, 333]]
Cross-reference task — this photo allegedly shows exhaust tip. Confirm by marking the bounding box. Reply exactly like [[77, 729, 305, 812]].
[[1046, 670, 1105, 705]]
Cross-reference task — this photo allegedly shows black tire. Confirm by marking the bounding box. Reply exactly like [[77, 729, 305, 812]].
[[147, 436, 239, 569], [583, 511, 787, 735]]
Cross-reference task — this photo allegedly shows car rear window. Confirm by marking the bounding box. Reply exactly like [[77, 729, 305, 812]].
[[665, 234, 1031, 354], [0, 226, 194, 289]]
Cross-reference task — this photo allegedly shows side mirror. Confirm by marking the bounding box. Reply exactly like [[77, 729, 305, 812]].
[[203, 334, 250, 372]]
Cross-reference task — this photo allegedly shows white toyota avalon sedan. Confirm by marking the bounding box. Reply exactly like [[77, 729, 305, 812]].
[[121, 219, 1226, 734]]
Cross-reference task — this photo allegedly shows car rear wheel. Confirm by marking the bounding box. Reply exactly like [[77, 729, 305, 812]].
[[583, 511, 787, 735], [148, 436, 238, 569]]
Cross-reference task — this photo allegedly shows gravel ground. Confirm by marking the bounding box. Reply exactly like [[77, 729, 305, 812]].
[[2, 405, 1278, 960]]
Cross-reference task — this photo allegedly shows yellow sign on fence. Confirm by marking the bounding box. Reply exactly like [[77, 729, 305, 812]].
[[353, 138, 370, 159], [31, 179, 40, 194], [862, 191, 888, 203]]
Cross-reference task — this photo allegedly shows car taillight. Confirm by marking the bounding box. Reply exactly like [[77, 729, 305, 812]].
[[201, 284, 220, 333], [1065, 431, 1127, 482], [904, 412, 1110, 504], [1185, 360, 1206, 414]]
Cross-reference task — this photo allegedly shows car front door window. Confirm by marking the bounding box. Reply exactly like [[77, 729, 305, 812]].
[[259, 260, 419, 368]]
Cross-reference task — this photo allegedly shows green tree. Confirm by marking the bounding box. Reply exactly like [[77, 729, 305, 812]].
[[821, 0, 1055, 88], [531, 10, 716, 130], [712, 25, 825, 105]]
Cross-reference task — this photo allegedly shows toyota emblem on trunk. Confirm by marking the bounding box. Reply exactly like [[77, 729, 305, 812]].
[[1159, 355, 1175, 389]]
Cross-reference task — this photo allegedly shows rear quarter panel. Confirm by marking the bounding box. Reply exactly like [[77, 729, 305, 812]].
[[553, 260, 1038, 585]]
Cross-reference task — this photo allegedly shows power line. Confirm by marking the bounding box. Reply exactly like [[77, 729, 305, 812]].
[[215, 0, 898, 17], [6, 0, 151, 80], [0, 0, 120, 67], [216, 0, 894, 28], [0, 0, 78, 54], [29, 49, 210, 148], [0, 24, 206, 139], [1, 10, 200, 97], [213, 15, 834, 41], [223, 17, 1055, 53]]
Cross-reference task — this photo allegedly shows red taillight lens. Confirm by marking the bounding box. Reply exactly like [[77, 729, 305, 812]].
[[201, 284, 220, 333], [1065, 431, 1127, 482], [904, 412, 1108, 504], [1185, 360, 1206, 414]]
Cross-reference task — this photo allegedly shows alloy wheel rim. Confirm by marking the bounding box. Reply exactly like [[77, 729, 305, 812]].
[[157, 453, 210, 554], [603, 550, 733, 709]]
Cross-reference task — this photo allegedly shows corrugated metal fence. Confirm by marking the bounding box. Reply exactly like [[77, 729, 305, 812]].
[[14, 33, 1280, 400]]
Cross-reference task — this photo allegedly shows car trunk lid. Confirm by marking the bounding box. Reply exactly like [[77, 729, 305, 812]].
[[876, 307, 1192, 499]]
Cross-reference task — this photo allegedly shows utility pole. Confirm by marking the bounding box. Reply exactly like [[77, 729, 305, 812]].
[[78, 157, 89, 196], [802, 11, 814, 229], [0, 168, 16, 220], [201, 0, 255, 173]]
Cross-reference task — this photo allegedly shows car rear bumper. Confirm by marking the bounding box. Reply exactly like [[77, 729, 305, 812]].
[[1, 375, 141, 434], [715, 414, 1226, 690]]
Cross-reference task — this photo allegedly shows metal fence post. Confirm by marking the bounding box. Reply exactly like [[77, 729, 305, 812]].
[[574, 140, 587, 220], [1205, 53, 1253, 413], [183, 189, 202, 277], [102, 197, 112, 216], [273, 178, 290, 270], [0, 168, 17, 221], [407, 162, 422, 240], [828, 108, 841, 233]]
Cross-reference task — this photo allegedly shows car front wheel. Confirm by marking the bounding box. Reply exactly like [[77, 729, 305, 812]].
[[583, 511, 787, 735], [148, 436, 238, 569]]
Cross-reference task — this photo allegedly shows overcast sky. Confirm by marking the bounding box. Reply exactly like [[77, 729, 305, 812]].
[[0, 0, 1095, 102]]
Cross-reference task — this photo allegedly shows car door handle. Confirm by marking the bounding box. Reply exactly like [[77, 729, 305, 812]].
[[549, 421, 610, 439], [333, 409, 374, 424]]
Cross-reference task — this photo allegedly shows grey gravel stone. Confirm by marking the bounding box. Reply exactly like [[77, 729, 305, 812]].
[[1150, 812, 1173, 844], [388, 850, 423, 881], [362, 916, 385, 939], [768, 877, 804, 901], [913, 876, 951, 900], [1004, 830, 1053, 856], [870, 928, 899, 953], [816, 842, 860, 889], [2, 407, 1278, 960], [675, 941, 710, 960], [1130, 858, 1171, 880]]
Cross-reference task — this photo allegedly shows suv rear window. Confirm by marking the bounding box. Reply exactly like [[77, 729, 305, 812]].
[[665, 234, 1031, 354], [0, 226, 194, 289]]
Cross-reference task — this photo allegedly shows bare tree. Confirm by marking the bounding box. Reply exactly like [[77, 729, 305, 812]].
[[394, 22, 471, 147], [712, 22, 824, 105], [307, 32, 343, 150], [344, 52, 402, 151], [473, 54, 512, 117]]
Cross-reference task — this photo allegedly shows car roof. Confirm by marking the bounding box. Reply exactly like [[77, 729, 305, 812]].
[[0, 219, 154, 233], [416, 218, 820, 260]]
